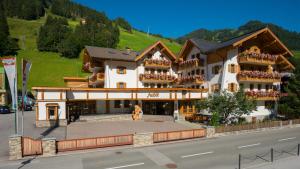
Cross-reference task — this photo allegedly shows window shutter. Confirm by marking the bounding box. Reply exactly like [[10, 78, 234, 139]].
[[234, 83, 237, 92]]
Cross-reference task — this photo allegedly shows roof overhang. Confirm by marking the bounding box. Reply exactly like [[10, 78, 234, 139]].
[[135, 41, 177, 62]]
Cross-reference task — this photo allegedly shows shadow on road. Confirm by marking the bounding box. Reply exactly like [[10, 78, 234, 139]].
[[18, 156, 36, 169]]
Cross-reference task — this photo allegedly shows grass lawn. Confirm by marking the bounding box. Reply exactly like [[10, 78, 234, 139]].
[[118, 28, 181, 54], [293, 51, 300, 58]]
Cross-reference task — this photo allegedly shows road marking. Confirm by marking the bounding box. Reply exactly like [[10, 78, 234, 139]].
[[105, 162, 144, 169], [238, 143, 261, 149], [181, 151, 214, 158], [278, 137, 296, 142]]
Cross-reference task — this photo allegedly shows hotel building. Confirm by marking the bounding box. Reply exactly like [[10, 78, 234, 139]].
[[33, 27, 294, 127]]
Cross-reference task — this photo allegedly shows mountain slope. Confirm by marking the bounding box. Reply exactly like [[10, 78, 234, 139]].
[[7, 17, 181, 88], [177, 21, 300, 50]]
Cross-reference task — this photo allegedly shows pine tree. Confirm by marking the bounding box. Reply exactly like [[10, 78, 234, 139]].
[[0, 2, 18, 56]]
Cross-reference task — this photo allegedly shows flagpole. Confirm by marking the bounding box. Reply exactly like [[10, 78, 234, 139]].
[[15, 57, 19, 135], [21, 58, 24, 135]]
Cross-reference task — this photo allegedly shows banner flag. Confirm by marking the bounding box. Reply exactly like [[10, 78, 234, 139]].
[[2, 57, 18, 133], [22, 59, 32, 101]]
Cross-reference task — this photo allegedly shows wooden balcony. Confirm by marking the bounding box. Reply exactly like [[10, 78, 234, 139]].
[[237, 71, 281, 83], [97, 73, 105, 82], [238, 56, 276, 66], [178, 75, 205, 85], [238, 52, 277, 66], [89, 72, 105, 85], [139, 74, 175, 83], [179, 59, 203, 69], [64, 77, 88, 88], [144, 59, 171, 69], [245, 91, 280, 101]]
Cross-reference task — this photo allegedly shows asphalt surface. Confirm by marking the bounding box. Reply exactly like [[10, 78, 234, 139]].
[[0, 126, 300, 169]]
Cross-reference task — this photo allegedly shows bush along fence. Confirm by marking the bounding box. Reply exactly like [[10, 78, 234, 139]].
[[214, 119, 300, 135], [9, 129, 206, 160], [238, 144, 300, 169]]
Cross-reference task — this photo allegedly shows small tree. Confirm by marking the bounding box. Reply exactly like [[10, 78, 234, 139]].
[[197, 90, 256, 124], [210, 112, 220, 127]]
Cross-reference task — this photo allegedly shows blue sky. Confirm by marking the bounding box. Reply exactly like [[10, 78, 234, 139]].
[[74, 0, 300, 38]]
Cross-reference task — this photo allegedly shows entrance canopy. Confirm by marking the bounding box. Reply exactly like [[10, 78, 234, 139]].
[[32, 87, 209, 101]]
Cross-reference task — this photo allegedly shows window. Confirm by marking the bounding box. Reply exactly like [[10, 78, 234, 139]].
[[163, 84, 168, 88], [124, 100, 130, 108], [114, 100, 121, 108], [201, 69, 205, 75], [191, 54, 195, 59], [258, 84, 261, 91], [228, 83, 237, 92], [150, 84, 155, 88], [228, 64, 237, 73], [196, 69, 200, 75], [117, 82, 126, 88], [191, 70, 195, 75], [196, 53, 200, 59], [144, 83, 149, 88], [46, 104, 58, 120], [250, 84, 254, 91], [212, 65, 222, 74], [211, 84, 221, 92], [266, 84, 269, 91], [117, 66, 126, 74], [157, 84, 162, 88]]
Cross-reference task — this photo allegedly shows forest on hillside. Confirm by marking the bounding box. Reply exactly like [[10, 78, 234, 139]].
[[0, 0, 135, 58], [177, 20, 300, 50]]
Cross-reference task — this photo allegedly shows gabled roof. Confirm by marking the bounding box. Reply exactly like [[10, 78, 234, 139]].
[[190, 38, 219, 53], [85, 46, 139, 62], [206, 27, 293, 57], [135, 41, 177, 61]]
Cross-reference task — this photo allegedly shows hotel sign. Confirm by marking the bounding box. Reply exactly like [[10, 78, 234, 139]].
[[147, 92, 159, 98]]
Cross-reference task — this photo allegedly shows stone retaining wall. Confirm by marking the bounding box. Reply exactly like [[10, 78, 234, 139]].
[[36, 120, 67, 127], [79, 114, 132, 122], [42, 138, 56, 157], [9, 135, 22, 160], [133, 132, 153, 147]]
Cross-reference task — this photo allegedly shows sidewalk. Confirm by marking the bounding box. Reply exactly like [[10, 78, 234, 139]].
[[245, 156, 300, 169]]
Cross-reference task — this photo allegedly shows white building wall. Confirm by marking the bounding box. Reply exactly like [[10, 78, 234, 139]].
[[207, 62, 223, 92], [104, 60, 137, 88], [222, 48, 239, 91], [37, 101, 66, 120]]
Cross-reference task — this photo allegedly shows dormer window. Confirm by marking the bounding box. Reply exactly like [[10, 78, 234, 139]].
[[117, 66, 126, 74]]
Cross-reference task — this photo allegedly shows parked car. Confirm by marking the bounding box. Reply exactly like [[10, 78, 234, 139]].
[[0, 105, 11, 114], [24, 104, 33, 111]]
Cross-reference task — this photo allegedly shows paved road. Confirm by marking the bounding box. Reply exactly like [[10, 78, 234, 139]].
[[1, 126, 300, 169], [0, 111, 66, 160]]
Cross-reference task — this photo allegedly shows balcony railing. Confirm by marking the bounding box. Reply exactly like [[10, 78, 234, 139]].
[[144, 59, 171, 69], [179, 59, 203, 69], [245, 91, 280, 100], [139, 73, 176, 83], [177, 75, 205, 84], [237, 71, 281, 83], [238, 52, 278, 65]]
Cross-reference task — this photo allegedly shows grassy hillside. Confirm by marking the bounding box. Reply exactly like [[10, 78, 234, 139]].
[[118, 28, 181, 54], [7, 17, 181, 89]]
